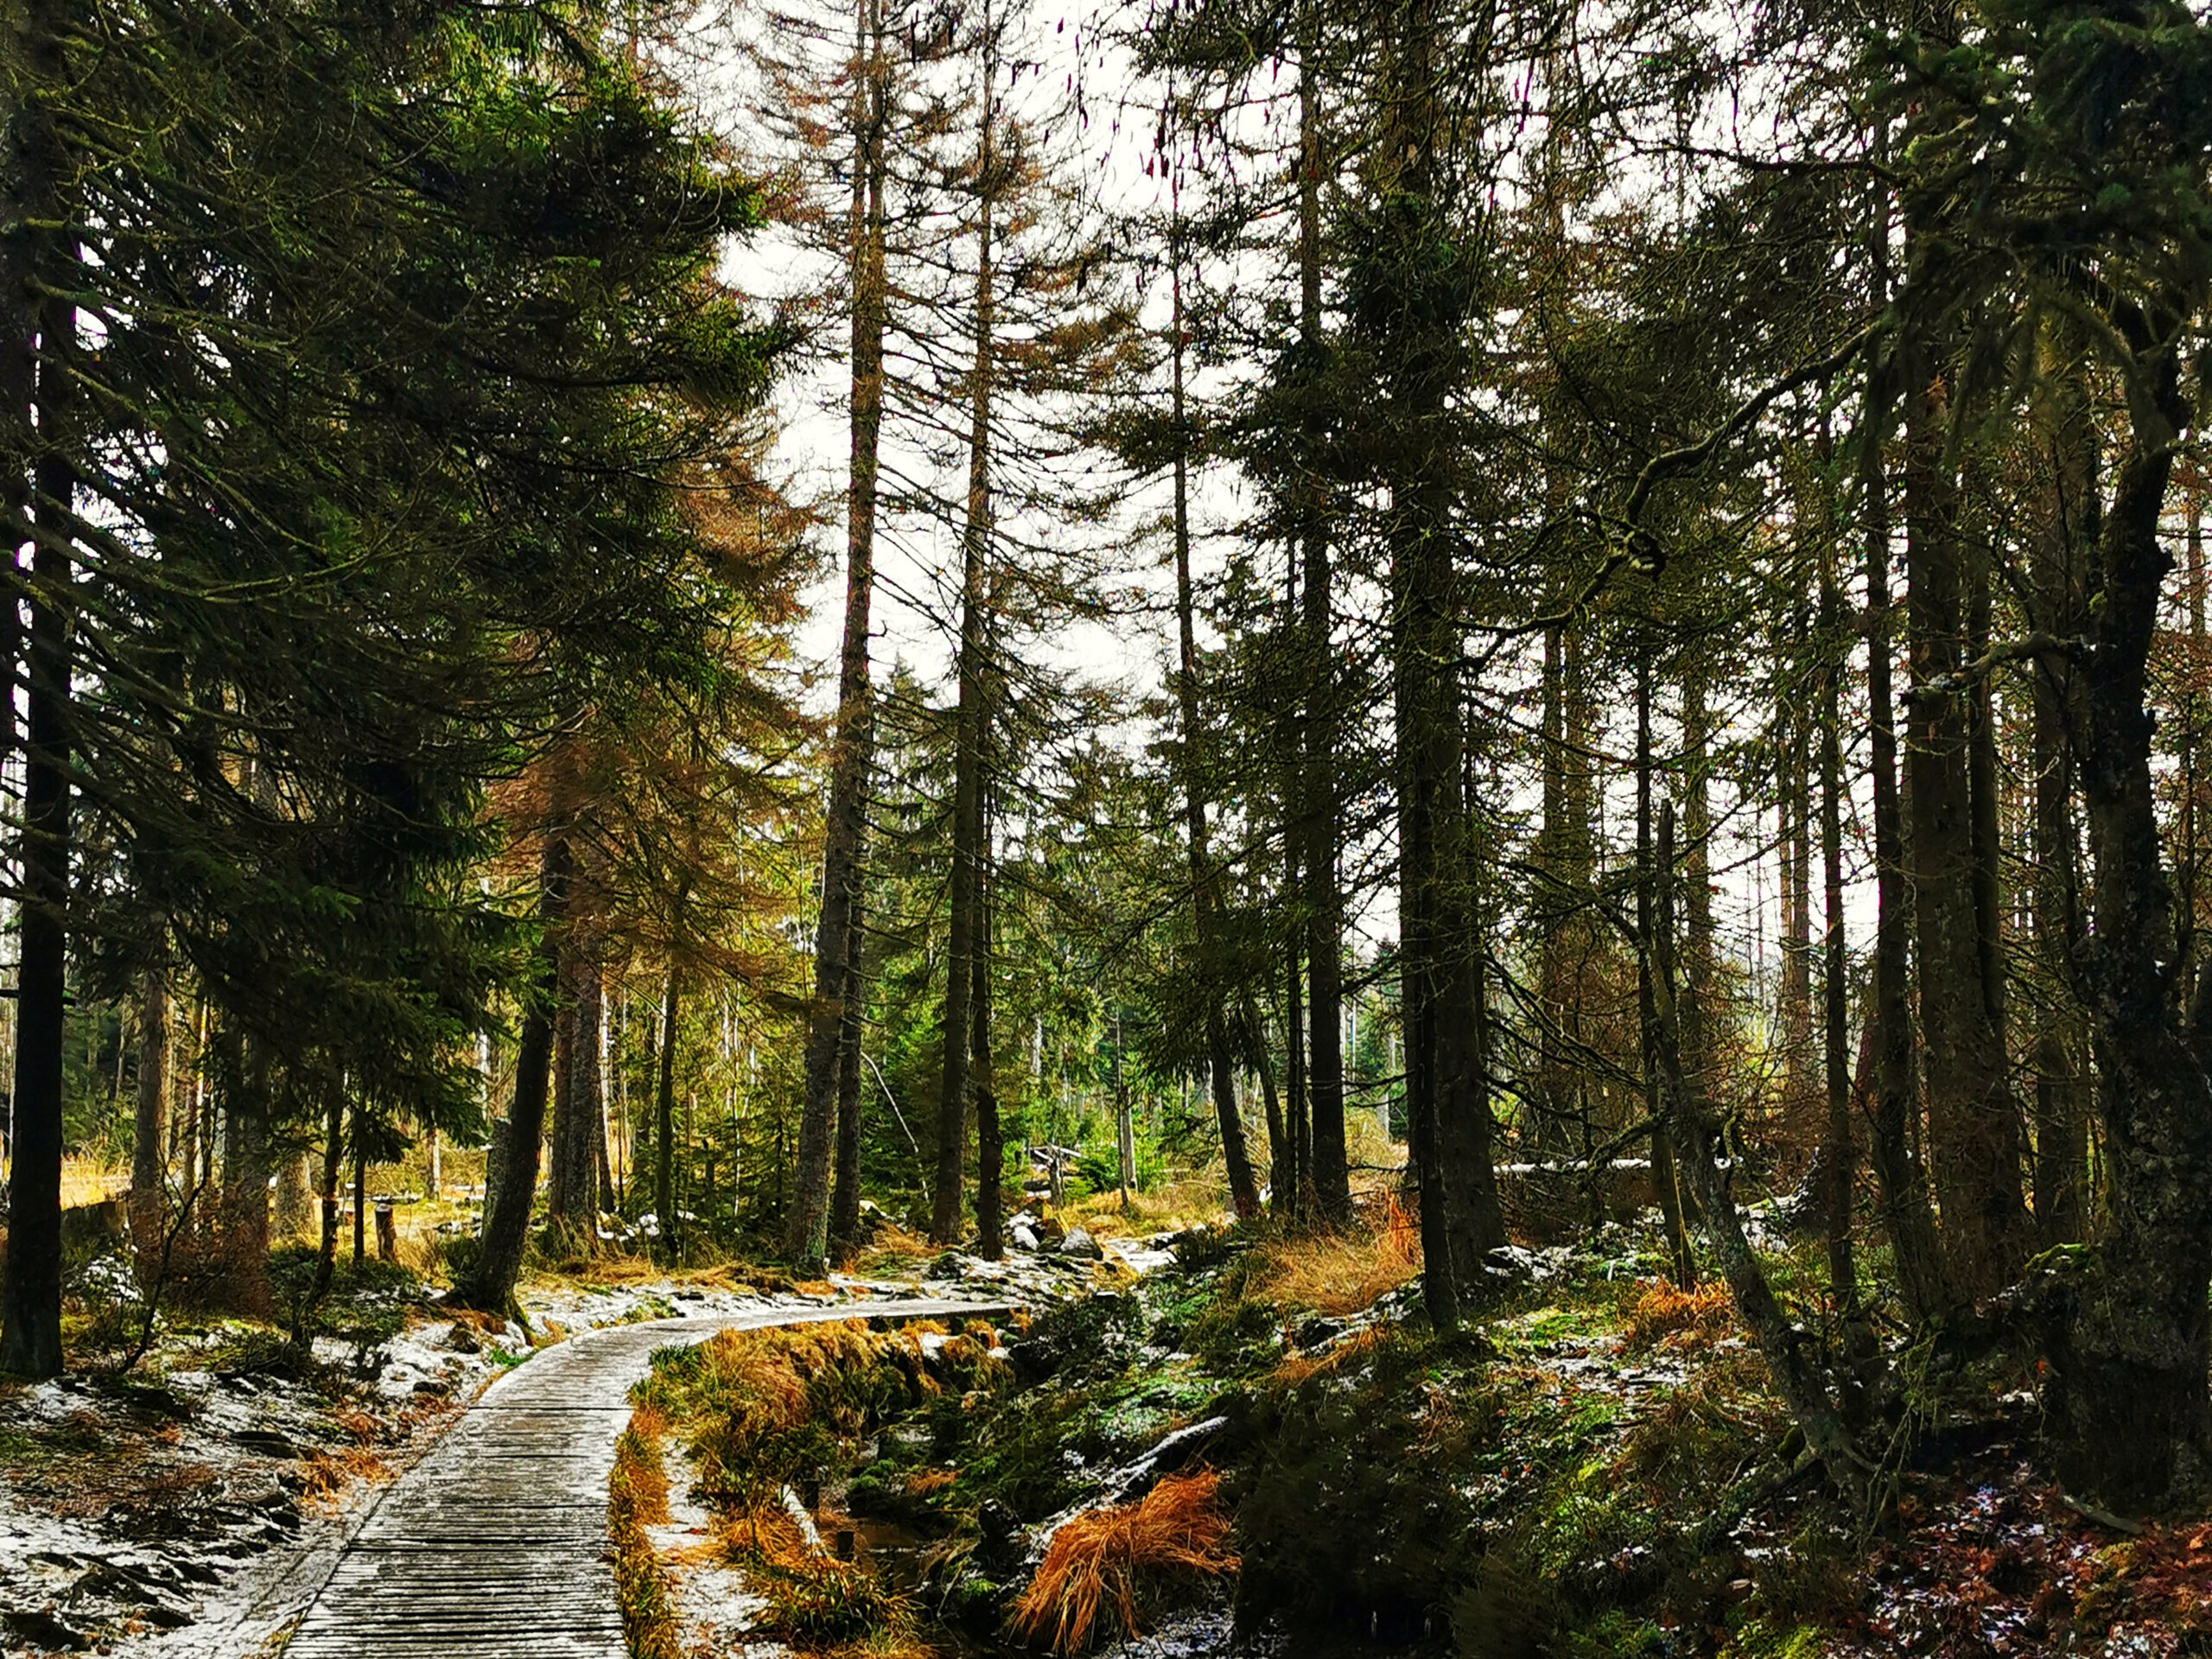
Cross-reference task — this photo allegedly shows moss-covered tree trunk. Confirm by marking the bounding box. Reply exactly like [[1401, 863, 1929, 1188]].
[[2047, 333, 2212, 1509]]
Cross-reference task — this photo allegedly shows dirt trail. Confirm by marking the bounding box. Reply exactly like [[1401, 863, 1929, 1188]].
[[257, 1298, 1009, 1659]]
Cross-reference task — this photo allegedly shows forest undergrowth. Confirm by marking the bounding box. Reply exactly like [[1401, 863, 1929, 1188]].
[[613, 1209, 2212, 1659]]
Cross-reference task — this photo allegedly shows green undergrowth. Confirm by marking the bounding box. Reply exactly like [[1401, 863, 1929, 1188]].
[[635, 1317, 1013, 1502], [607, 1223, 1888, 1657], [1030, 1224, 1856, 1656], [629, 1317, 1009, 1653]]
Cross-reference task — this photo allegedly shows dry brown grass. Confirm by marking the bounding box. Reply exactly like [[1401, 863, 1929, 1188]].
[[848, 1223, 936, 1275], [296, 1403, 400, 1510], [445, 1306, 511, 1337], [1062, 1177, 1226, 1240], [1623, 1278, 1737, 1351], [1268, 1323, 1395, 1389], [1009, 1472, 1239, 1656], [712, 1496, 815, 1565], [610, 1405, 681, 1659], [623, 1402, 672, 1524], [297, 1444, 395, 1510], [1248, 1192, 1421, 1318]]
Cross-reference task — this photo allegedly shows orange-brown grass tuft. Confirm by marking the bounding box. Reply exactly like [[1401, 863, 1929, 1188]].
[[849, 1223, 936, 1274], [1009, 1472, 1239, 1656], [905, 1468, 958, 1497], [1624, 1278, 1736, 1351], [297, 1445, 395, 1511], [1249, 1197, 1421, 1319], [712, 1497, 815, 1567], [1268, 1324, 1395, 1390], [330, 1407, 383, 1446]]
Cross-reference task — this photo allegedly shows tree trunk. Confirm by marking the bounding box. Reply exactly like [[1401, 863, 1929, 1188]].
[[217, 1022, 274, 1313], [291, 1087, 346, 1357], [932, 30, 997, 1247], [1859, 285, 1952, 1321], [656, 969, 679, 1260], [352, 1122, 366, 1266], [786, 0, 888, 1271], [1778, 602, 1817, 1163], [130, 968, 169, 1265], [1283, 943, 1307, 1216], [1901, 226, 2028, 1300], [1376, 0, 1491, 1331], [2030, 329, 2095, 1247], [1167, 183, 1260, 1220], [1644, 652, 1695, 1288], [2045, 338, 2212, 1510], [548, 926, 582, 1239], [1296, 6, 1349, 1226], [275, 1154, 312, 1243], [551, 929, 603, 1248], [450, 825, 572, 1315], [829, 882, 867, 1251], [1249, 990, 1288, 1200], [0, 241, 76, 1381], [972, 831, 1001, 1259], [1818, 513, 1859, 1324]]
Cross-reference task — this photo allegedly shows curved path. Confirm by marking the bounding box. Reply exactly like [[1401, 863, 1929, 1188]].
[[285, 1298, 1012, 1658]]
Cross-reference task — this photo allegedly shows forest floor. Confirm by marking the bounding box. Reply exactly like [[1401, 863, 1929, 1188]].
[[10, 1200, 2212, 1659], [608, 1205, 2212, 1659]]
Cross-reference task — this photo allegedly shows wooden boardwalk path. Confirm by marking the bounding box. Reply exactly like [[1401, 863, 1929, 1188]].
[[287, 1298, 1011, 1658]]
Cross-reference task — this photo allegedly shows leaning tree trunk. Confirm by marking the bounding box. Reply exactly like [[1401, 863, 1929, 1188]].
[[1652, 802, 1868, 1511], [450, 825, 573, 1316]]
